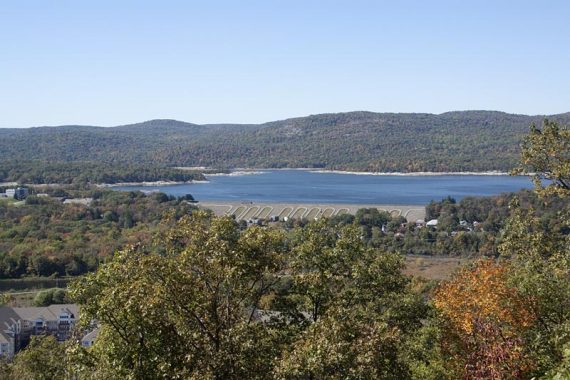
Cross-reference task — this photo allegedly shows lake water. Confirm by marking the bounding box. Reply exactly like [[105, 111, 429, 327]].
[[114, 170, 533, 205]]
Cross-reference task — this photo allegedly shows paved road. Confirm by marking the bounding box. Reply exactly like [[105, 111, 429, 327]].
[[198, 201, 425, 222]]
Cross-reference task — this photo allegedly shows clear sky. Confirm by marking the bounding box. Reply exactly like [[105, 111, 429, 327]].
[[1, 0, 569, 127]]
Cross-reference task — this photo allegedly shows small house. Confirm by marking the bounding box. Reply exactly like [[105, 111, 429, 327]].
[[81, 328, 99, 348]]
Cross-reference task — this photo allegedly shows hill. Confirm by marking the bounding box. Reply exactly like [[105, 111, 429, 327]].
[[1, 111, 569, 172]]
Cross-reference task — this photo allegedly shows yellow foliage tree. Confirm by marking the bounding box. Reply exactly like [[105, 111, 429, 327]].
[[433, 259, 536, 379]]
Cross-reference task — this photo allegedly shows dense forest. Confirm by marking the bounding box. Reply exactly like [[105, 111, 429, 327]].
[[2, 111, 570, 172], [0, 161, 205, 185]]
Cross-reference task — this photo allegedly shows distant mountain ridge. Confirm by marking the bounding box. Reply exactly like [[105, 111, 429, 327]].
[[1, 111, 569, 172]]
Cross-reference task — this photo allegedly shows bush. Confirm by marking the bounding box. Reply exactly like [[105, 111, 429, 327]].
[[32, 288, 68, 306]]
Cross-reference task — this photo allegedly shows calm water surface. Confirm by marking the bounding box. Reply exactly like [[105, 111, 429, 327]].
[[115, 170, 533, 205]]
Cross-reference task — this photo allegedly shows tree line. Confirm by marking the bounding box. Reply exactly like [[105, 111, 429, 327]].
[[0, 161, 205, 185]]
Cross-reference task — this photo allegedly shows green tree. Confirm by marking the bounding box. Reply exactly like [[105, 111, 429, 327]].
[[513, 119, 570, 197], [10, 336, 68, 380], [288, 220, 367, 322], [498, 202, 570, 376], [276, 243, 435, 379], [354, 208, 391, 228], [70, 212, 287, 379], [497, 119, 570, 376], [33, 288, 68, 306], [543, 345, 570, 380]]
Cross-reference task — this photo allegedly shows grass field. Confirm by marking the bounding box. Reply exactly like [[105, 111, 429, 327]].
[[0, 198, 17, 205], [404, 255, 470, 281], [5, 291, 38, 307]]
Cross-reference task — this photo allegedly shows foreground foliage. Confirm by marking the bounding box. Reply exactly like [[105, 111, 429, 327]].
[[434, 260, 536, 378], [430, 120, 570, 379], [65, 214, 436, 379]]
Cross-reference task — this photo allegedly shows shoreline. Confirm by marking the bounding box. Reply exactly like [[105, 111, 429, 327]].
[[98, 169, 526, 186], [206, 170, 265, 177], [307, 169, 520, 176], [206, 168, 525, 176], [97, 180, 208, 188]]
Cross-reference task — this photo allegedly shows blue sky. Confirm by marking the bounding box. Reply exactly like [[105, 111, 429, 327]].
[[1, 0, 569, 127]]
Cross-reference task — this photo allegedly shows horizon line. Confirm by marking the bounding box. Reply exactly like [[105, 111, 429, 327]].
[[2, 109, 569, 129]]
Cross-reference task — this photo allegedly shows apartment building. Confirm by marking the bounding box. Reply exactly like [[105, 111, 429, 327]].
[[0, 304, 78, 358]]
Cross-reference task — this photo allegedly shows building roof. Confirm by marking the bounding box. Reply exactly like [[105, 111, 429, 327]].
[[48, 304, 79, 319], [81, 327, 99, 343], [13, 304, 79, 322], [13, 307, 56, 322], [0, 307, 22, 343]]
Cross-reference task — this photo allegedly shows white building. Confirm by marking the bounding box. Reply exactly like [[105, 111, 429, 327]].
[[426, 219, 438, 227]]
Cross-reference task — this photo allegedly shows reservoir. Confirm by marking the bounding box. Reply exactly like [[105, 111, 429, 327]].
[[114, 170, 533, 205]]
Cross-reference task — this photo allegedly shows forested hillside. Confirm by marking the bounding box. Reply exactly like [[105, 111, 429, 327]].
[[2, 111, 569, 172], [0, 161, 205, 185]]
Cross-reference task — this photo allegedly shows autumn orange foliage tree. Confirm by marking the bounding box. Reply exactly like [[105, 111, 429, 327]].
[[433, 259, 536, 379]]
